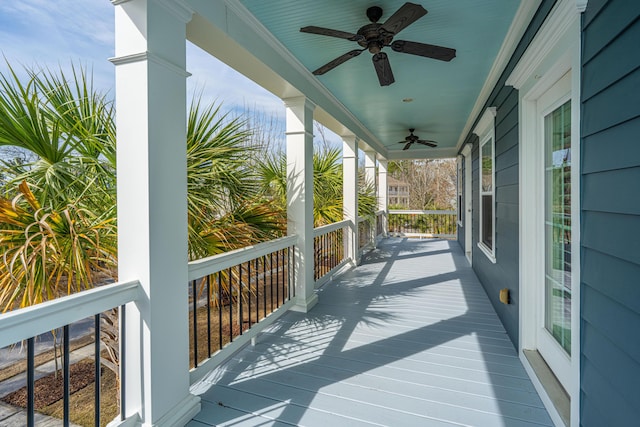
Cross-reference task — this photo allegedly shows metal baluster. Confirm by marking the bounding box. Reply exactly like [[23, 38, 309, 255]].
[[239, 264, 243, 334], [206, 275, 211, 357], [263, 256, 267, 317], [94, 314, 101, 427], [63, 325, 70, 426], [275, 250, 279, 307], [119, 305, 126, 421], [228, 268, 233, 343], [218, 272, 223, 350], [246, 262, 251, 328], [270, 252, 274, 311], [254, 258, 259, 322], [191, 279, 198, 368], [27, 337, 35, 427]]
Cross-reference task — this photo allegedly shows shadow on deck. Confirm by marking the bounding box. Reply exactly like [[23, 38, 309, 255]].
[[188, 238, 552, 427]]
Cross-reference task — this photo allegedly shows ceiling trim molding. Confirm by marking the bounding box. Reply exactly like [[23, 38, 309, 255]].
[[506, 0, 578, 89], [455, 0, 542, 152], [223, 0, 388, 157]]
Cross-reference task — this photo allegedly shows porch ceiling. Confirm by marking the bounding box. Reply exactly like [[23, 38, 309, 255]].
[[186, 1, 532, 159]]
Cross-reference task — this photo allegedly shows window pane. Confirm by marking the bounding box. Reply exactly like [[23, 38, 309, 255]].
[[482, 194, 493, 249], [544, 100, 571, 355], [481, 141, 493, 192]]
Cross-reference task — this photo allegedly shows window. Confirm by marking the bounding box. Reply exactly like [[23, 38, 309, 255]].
[[457, 156, 463, 225], [473, 107, 496, 262], [480, 136, 494, 249]]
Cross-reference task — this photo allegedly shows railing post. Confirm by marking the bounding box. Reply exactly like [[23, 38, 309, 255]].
[[284, 96, 318, 313], [343, 136, 359, 265], [112, 1, 200, 425], [378, 158, 389, 237]]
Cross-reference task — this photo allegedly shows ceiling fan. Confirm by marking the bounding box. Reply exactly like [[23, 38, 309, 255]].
[[398, 128, 438, 150], [300, 2, 456, 86]]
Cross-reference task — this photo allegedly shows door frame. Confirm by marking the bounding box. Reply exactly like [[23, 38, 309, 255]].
[[507, 0, 582, 424], [462, 143, 473, 264]]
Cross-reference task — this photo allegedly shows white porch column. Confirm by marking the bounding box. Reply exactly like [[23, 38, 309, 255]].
[[364, 150, 377, 246], [284, 96, 318, 313], [378, 158, 389, 237], [364, 150, 377, 188], [343, 136, 359, 265], [112, 1, 199, 426]]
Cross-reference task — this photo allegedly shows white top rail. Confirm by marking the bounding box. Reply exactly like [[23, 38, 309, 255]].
[[389, 209, 457, 215], [375, 210, 386, 216], [313, 219, 350, 237], [0, 280, 141, 349], [188, 235, 297, 281]]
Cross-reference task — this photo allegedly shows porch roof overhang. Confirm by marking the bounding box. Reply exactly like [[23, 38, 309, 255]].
[[183, 0, 541, 160]]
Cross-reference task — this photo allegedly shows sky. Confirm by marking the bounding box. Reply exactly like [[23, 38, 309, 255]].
[[0, 0, 347, 153], [0, 0, 289, 125]]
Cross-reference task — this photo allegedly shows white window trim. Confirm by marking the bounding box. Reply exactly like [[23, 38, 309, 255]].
[[508, 0, 583, 425], [457, 155, 463, 226], [473, 107, 497, 263]]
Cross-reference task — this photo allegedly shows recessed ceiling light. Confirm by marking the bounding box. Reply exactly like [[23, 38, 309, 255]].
[[402, 98, 413, 103]]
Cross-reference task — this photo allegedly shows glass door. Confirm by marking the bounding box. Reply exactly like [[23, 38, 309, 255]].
[[538, 89, 572, 390], [545, 100, 572, 355]]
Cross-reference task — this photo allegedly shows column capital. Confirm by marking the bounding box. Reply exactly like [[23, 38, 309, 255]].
[[112, 0, 194, 23], [283, 96, 316, 111], [109, 51, 191, 77]]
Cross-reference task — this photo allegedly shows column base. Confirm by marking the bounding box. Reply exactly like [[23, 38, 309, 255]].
[[108, 393, 201, 427], [290, 293, 319, 313]]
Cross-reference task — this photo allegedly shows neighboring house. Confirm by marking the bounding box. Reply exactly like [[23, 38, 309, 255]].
[[387, 176, 410, 207], [2, 1, 637, 427]]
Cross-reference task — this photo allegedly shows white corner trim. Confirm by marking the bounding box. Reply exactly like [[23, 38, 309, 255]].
[[473, 107, 497, 137], [109, 51, 192, 77], [461, 142, 473, 156], [455, 0, 542, 151], [506, 0, 578, 89], [223, 0, 387, 157], [576, 0, 589, 13]]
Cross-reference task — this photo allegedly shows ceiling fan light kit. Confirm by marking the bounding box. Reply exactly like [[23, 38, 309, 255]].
[[300, 2, 456, 86]]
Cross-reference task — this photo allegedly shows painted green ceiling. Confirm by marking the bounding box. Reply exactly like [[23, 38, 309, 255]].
[[238, 0, 522, 158]]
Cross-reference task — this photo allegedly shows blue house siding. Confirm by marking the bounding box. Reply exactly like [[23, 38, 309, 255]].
[[459, 0, 557, 347], [580, 1, 640, 425]]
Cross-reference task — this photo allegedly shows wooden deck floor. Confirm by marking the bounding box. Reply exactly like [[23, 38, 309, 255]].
[[188, 238, 553, 427]]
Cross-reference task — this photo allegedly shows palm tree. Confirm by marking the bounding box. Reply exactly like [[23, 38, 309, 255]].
[[258, 146, 377, 226]]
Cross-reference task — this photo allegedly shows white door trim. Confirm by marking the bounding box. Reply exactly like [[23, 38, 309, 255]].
[[511, 0, 582, 425], [462, 143, 473, 264]]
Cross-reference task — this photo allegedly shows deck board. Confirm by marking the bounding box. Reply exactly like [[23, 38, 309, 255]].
[[188, 238, 553, 427]]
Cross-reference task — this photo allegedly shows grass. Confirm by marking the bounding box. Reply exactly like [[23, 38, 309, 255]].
[[0, 334, 94, 383], [38, 361, 119, 427]]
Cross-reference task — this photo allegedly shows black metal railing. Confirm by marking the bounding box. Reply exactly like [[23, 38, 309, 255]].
[[358, 217, 373, 250], [388, 210, 457, 237], [313, 221, 347, 282], [0, 281, 138, 427], [375, 210, 385, 237], [188, 237, 296, 370]]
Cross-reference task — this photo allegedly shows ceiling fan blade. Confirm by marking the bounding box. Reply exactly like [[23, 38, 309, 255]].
[[403, 142, 413, 150], [313, 49, 364, 75], [372, 52, 395, 86], [300, 26, 364, 42], [417, 140, 438, 148], [391, 40, 456, 61], [380, 2, 427, 35]]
